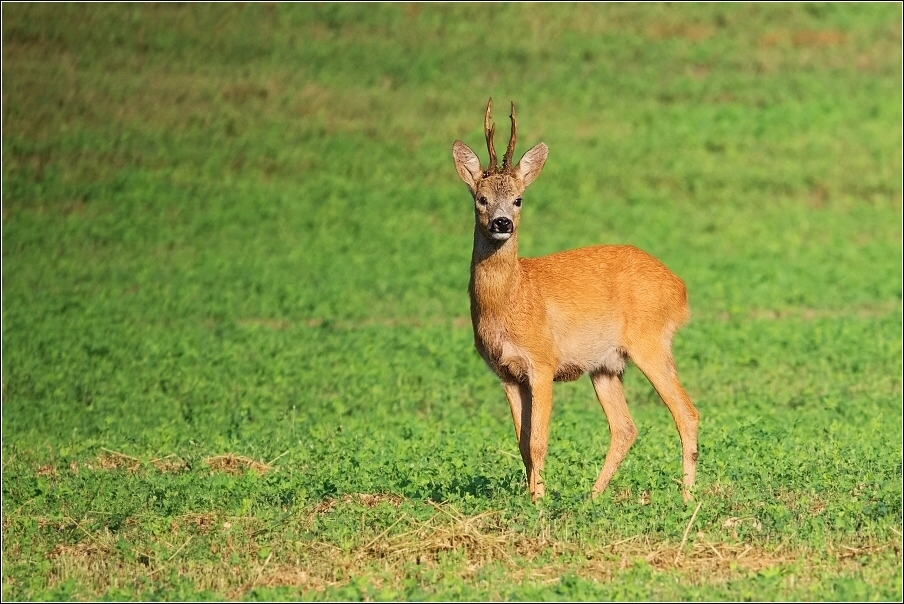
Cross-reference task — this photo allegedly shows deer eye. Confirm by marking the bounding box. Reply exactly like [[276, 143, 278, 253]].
[[514, 197, 522, 207], [478, 196, 488, 206]]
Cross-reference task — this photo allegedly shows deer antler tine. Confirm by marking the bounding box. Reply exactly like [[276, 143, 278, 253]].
[[503, 101, 517, 172], [485, 97, 498, 175]]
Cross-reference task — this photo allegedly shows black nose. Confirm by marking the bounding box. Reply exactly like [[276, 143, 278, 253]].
[[491, 217, 513, 233]]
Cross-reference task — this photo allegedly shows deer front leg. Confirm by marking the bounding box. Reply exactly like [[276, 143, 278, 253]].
[[527, 376, 553, 500], [503, 372, 553, 501], [518, 372, 553, 501], [502, 380, 529, 461]]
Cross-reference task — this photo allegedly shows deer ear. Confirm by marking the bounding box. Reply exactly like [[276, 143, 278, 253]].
[[515, 143, 548, 188], [452, 141, 483, 193]]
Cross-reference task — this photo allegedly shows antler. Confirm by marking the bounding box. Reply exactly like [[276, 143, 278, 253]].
[[483, 98, 518, 175], [502, 101, 517, 172], [484, 98, 498, 175]]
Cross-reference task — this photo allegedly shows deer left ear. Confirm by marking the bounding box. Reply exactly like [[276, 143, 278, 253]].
[[515, 143, 548, 188]]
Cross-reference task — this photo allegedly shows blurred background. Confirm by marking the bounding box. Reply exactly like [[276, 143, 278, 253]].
[[4, 4, 900, 327]]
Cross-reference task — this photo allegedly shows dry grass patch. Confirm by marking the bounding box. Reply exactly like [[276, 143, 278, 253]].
[[93, 452, 142, 472], [35, 464, 57, 477], [793, 28, 846, 48], [47, 528, 116, 562], [311, 493, 406, 515], [358, 504, 532, 566], [247, 503, 899, 596], [64, 450, 188, 474], [204, 454, 270, 475], [150, 455, 188, 474], [22, 500, 901, 600], [249, 565, 337, 594], [178, 513, 219, 535]]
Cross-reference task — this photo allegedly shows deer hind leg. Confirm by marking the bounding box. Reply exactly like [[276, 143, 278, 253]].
[[631, 346, 699, 502], [503, 374, 553, 501], [590, 371, 637, 498]]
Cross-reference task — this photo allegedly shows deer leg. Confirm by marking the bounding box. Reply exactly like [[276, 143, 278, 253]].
[[504, 373, 553, 501], [589, 371, 637, 498], [526, 374, 554, 500], [633, 351, 699, 502], [502, 380, 531, 474]]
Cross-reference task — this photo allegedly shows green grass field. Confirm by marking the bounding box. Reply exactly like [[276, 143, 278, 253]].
[[2, 3, 902, 600]]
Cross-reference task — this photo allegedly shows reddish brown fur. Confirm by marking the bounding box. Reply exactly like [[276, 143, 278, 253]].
[[453, 99, 699, 502]]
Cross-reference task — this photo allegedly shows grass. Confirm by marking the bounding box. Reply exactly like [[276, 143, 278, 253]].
[[2, 3, 902, 600]]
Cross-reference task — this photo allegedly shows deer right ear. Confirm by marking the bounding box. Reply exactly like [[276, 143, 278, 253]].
[[452, 141, 483, 194]]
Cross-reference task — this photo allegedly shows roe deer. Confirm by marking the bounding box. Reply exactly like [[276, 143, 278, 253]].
[[452, 99, 699, 502]]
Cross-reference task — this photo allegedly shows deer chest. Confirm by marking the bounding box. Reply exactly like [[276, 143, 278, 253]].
[[473, 322, 537, 383]]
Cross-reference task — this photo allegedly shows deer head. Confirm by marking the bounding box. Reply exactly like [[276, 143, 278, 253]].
[[452, 99, 548, 243]]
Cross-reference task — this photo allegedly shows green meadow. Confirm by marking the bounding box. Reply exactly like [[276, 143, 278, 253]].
[[2, 3, 901, 600]]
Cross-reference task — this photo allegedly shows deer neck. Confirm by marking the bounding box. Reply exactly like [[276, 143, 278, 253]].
[[469, 228, 522, 318]]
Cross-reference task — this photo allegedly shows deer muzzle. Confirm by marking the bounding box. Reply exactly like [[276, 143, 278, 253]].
[[489, 216, 514, 240]]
